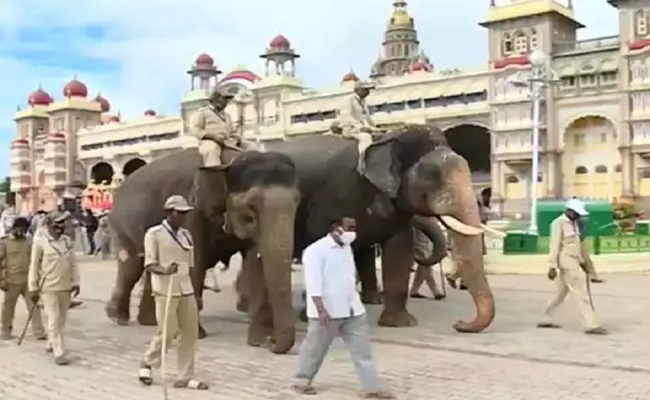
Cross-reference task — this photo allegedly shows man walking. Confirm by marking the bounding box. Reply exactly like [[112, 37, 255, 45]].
[[537, 199, 608, 335], [28, 212, 81, 365], [82, 208, 99, 255], [0, 217, 46, 341], [137, 195, 208, 390], [409, 227, 445, 300], [293, 216, 393, 398]]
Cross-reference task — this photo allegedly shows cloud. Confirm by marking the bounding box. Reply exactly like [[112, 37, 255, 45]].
[[0, 0, 619, 178]]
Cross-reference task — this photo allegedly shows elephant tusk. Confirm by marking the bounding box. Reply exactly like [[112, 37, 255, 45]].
[[481, 224, 507, 238], [439, 215, 483, 236]]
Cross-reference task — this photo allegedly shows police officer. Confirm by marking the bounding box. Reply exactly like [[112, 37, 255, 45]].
[[189, 87, 240, 170], [28, 212, 81, 365], [0, 217, 46, 341], [137, 195, 208, 390], [538, 199, 607, 335]]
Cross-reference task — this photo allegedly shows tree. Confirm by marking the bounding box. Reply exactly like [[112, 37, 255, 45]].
[[0, 177, 9, 194]]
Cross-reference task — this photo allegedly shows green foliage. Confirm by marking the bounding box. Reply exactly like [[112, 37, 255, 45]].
[[0, 177, 9, 194], [612, 199, 643, 234]]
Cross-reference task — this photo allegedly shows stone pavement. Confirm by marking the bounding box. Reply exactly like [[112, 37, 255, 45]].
[[1, 255, 650, 399]]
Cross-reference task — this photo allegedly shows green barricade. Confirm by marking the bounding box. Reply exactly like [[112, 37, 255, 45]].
[[503, 231, 539, 254]]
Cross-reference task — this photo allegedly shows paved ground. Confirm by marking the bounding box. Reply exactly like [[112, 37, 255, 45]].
[[1, 255, 650, 399]]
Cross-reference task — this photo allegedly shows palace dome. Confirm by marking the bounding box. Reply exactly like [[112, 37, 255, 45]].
[[94, 94, 110, 112], [269, 34, 291, 49], [63, 79, 88, 98], [411, 60, 430, 72], [341, 71, 359, 83], [195, 53, 214, 66], [221, 68, 260, 84], [144, 109, 156, 116], [28, 88, 52, 106]]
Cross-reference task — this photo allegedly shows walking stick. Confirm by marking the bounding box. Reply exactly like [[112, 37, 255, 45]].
[[18, 277, 46, 346], [160, 272, 176, 400], [438, 262, 446, 297], [585, 271, 595, 311]]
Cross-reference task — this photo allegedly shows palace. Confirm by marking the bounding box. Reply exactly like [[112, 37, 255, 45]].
[[8, 0, 650, 216]]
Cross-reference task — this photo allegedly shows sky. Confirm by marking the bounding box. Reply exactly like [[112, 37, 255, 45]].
[[0, 0, 618, 179]]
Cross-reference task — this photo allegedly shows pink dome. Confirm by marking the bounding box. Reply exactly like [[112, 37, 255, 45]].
[[94, 94, 110, 112], [195, 53, 214, 66], [411, 60, 430, 72], [28, 88, 52, 106], [63, 79, 88, 98], [49, 132, 66, 140], [11, 138, 29, 147], [269, 34, 291, 49], [144, 109, 156, 116]]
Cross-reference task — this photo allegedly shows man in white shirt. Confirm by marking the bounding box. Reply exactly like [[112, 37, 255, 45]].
[[292, 217, 393, 399]]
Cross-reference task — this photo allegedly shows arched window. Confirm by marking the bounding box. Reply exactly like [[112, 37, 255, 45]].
[[642, 168, 650, 179], [513, 31, 528, 54], [575, 166, 588, 174], [615, 164, 622, 172], [595, 165, 608, 173], [506, 175, 519, 183], [530, 28, 538, 49], [502, 33, 513, 56], [635, 10, 648, 36]]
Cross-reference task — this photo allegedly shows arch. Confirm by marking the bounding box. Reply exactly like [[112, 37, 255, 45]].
[[575, 166, 588, 174], [561, 113, 617, 135], [615, 164, 622, 172], [444, 124, 491, 189], [122, 158, 147, 176], [595, 164, 608, 173], [90, 162, 114, 184], [502, 32, 513, 55], [506, 175, 519, 183]]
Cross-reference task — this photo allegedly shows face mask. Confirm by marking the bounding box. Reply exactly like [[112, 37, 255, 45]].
[[12, 230, 25, 238], [340, 231, 357, 245]]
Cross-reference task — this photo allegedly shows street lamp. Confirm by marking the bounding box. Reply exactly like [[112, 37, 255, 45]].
[[508, 50, 560, 235]]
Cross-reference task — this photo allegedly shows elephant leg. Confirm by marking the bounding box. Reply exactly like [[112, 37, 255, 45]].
[[235, 267, 248, 313], [105, 252, 143, 326], [355, 246, 382, 304], [137, 271, 157, 326], [242, 248, 274, 347], [378, 226, 417, 328], [191, 244, 222, 340]]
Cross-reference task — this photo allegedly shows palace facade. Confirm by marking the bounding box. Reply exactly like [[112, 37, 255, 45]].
[[9, 0, 650, 216]]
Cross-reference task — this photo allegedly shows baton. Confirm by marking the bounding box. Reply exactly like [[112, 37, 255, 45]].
[[160, 273, 176, 400], [585, 271, 595, 311], [18, 276, 46, 346], [438, 262, 446, 297]]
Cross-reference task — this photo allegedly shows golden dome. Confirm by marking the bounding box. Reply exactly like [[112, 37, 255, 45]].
[[389, 10, 412, 26]]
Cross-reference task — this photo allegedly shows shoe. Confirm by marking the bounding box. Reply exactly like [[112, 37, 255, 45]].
[[34, 334, 47, 341], [54, 355, 70, 365], [590, 278, 604, 283], [0, 331, 12, 340], [585, 326, 608, 335], [536, 323, 561, 329]]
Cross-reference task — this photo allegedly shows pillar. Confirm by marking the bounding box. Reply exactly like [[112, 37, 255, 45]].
[[622, 147, 634, 198]]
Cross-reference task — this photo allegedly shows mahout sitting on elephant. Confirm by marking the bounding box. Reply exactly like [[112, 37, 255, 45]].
[[106, 147, 300, 354]]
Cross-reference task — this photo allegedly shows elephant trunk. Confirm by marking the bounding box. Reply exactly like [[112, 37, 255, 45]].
[[411, 216, 447, 266], [430, 160, 495, 333], [257, 187, 299, 354]]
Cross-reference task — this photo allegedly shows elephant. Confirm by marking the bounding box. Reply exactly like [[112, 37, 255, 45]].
[[245, 124, 498, 332], [105, 147, 301, 354]]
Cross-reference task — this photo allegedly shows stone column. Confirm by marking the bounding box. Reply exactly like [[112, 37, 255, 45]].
[[621, 147, 634, 198]]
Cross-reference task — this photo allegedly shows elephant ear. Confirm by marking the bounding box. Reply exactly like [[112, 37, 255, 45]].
[[359, 136, 401, 198]]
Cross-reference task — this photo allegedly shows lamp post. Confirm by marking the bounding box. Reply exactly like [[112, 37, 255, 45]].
[[509, 50, 559, 235]]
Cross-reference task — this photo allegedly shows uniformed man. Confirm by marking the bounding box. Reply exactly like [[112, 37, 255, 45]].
[[577, 217, 603, 283], [337, 80, 378, 153], [28, 211, 80, 365], [137, 195, 208, 390], [0, 217, 46, 341], [189, 87, 240, 170], [409, 228, 445, 300], [537, 198, 608, 335]]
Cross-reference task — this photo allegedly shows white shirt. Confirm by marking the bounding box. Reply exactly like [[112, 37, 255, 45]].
[[302, 234, 365, 319]]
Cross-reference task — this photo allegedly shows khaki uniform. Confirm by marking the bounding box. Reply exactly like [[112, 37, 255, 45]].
[[28, 233, 78, 357], [0, 235, 45, 338], [580, 240, 600, 280], [141, 222, 199, 382], [189, 106, 237, 167], [337, 93, 375, 153], [541, 215, 598, 329]]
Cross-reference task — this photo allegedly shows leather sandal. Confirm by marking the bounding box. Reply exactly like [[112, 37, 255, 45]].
[[292, 384, 318, 395], [173, 379, 209, 390], [138, 366, 153, 386]]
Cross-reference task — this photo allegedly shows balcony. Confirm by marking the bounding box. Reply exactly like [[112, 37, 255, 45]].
[[552, 35, 620, 55]]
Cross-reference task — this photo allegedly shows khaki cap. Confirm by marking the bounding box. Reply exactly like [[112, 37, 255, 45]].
[[164, 195, 193, 212], [45, 211, 68, 225], [355, 80, 376, 90], [210, 86, 234, 99]]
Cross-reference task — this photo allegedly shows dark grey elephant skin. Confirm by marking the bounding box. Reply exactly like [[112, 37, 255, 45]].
[[260, 125, 495, 332], [105, 148, 301, 353]]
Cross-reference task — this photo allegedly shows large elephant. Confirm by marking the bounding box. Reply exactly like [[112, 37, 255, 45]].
[[105, 148, 300, 353], [256, 124, 497, 332]]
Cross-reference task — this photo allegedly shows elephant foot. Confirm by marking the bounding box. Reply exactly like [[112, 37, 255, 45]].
[[198, 324, 207, 339], [247, 330, 273, 348], [137, 312, 157, 327], [377, 310, 418, 327], [105, 303, 130, 326], [361, 291, 382, 305], [236, 298, 249, 313]]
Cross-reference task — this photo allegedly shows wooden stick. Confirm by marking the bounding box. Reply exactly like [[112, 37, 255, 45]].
[[161, 274, 175, 400]]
